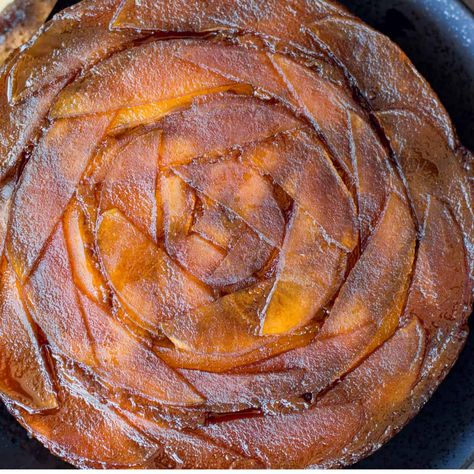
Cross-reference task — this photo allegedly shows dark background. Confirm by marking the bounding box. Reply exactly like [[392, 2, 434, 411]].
[[0, 0, 473, 469]]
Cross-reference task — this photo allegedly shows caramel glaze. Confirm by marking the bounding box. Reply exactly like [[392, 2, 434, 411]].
[[0, 0, 472, 468]]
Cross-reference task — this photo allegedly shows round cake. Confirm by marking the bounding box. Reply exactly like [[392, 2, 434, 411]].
[[0, 0, 472, 468]]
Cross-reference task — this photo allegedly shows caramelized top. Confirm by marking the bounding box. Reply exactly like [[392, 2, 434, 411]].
[[0, 0, 472, 468], [0, 0, 56, 63]]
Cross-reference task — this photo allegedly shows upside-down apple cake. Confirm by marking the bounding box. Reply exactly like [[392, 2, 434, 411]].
[[0, 0, 472, 468]]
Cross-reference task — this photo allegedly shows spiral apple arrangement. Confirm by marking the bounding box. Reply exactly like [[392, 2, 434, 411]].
[[0, 0, 472, 468]]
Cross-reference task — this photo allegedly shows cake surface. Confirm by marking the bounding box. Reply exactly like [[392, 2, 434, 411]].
[[0, 0, 472, 468], [0, 0, 57, 63]]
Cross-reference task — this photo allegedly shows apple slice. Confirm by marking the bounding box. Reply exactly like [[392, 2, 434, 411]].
[[166, 233, 226, 284], [9, 0, 145, 103], [320, 193, 416, 359], [63, 198, 105, 302], [108, 83, 252, 134], [0, 65, 64, 182], [270, 53, 359, 175], [79, 293, 203, 406], [199, 401, 362, 468], [121, 410, 261, 468], [349, 112, 390, 244], [50, 40, 234, 118], [161, 173, 196, 238], [162, 280, 273, 356], [323, 318, 425, 421], [161, 93, 303, 167], [192, 198, 246, 250], [0, 177, 14, 255], [403, 198, 469, 373], [169, 40, 295, 107], [161, 173, 225, 281], [156, 324, 317, 372], [261, 206, 346, 335], [376, 109, 473, 265], [310, 319, 425, 461], [208, 230, 274, 288], [0, 258, 57, 412], [6, 114, 110, 282], [24, 223, 96, 366], [173, 156, 285, 247], [111, 0, 348, 53], [97, 209, 213, 333], [20, 356, 157, 468], [236, 324, 374, 394], [243, 129, 357, 251], [101, 129, 162, 242], [73, 132, 140, 233], [180, 368, 305, 411], [308, 16, 454, 144]]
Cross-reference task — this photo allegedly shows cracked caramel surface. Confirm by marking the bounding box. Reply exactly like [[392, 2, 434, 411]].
[[0, 0, 472, 468]]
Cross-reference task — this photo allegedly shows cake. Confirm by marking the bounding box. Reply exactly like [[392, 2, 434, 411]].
[[0, 0, 56, 63], [0, 0, 472, 468]]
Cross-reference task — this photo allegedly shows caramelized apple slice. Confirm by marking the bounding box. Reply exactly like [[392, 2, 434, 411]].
[[97, 209, 213, 332], [9, 0, 146, 103], [19, 356, 157, 468], [170, 40, 295, 106], [0, 177, 14, 255], [161, 173, 225, 280], [161, 173, 196, 237], [24, 223, 96, 366], [324, 318, 425, 422], [208, 230, 273, 288], [161, 93, 303, 167], [404, 198, 469, 372], [51, 40, 234, 118], [249, 194, 416, 393], [309, 319, 425, 463], [173, 156, 285, 247], [101, 129, 161, 241], [108, 84, 251, 133], [0, 258, 57, 412], [166, 233, 226, 284], [6, 114, 110, 282], [199, 402, 362, 468], [237, 324, 374, 392], [244, 129, 357, 250], [180, 368, 305, 411], [376, 109, 473, 263], [156, 324, 317, 372], [162, 280, 273, 356], [270, 54, 358, 174], [321, 193, 416, 357], [81, 132, 142, 215], [0, 76, 65, 183], [79, 294, 203, 406], [262, 207, 346, 335], [192, 198, 246, 250], [112, 0, 349, 53], [349, 112, 390, 243], [63, 198, 105, 302], [308, 16, 454, 144], [375, 110, 439, 225], [121, 411, 261, 468]]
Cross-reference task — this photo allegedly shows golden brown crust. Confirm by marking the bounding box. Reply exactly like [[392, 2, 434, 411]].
[[0, 0, 472, 468], [0, 0, 57, 64]]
